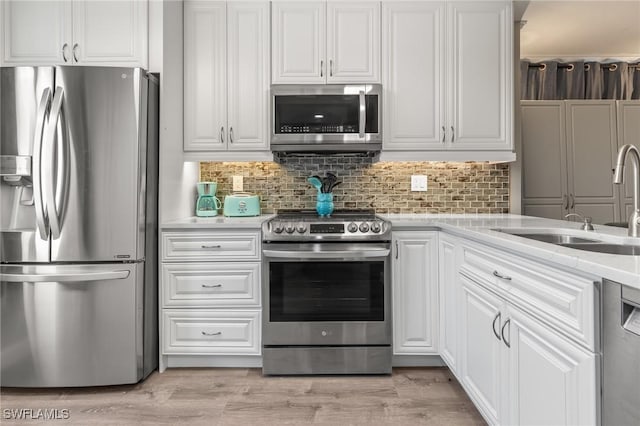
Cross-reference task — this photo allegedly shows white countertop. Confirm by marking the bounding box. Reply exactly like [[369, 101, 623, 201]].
[[161, 213, 640, 289], [384, 213, 640, 290], [161, 214, 274, 229]]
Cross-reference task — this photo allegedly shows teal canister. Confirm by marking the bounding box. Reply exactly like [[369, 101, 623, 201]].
[[316, 193, 334, 217]]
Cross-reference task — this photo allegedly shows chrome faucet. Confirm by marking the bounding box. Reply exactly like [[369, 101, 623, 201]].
[[613, 144, 640, 237], [564, 213, 594, 230]]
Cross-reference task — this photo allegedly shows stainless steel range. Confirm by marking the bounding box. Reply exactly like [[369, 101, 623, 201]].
[[261, 209, 392, 375]]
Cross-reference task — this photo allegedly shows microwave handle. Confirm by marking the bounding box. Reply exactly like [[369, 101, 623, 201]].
[[359, 90, 365, 139]]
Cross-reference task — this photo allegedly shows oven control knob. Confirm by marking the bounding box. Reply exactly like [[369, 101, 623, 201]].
[[296, 223, 307, 233], [359, 222, 370, 233], [273, 223, 284, 234], [370, 221, 381, 233], [285, 224, 295, 234], [347, 222, 358, 233]]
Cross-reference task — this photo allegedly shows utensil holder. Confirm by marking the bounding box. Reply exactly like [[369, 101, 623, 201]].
[[316, 193, 334, 217]]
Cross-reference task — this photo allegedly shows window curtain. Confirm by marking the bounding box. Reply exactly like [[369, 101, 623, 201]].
[[521, 60, 640, 100]]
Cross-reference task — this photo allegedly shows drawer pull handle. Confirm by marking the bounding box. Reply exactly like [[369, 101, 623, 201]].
[[492, 312, 502, 341], [202, 284, 222, 288], [201, 245, 222, 249], [501, 319, 511, 348], [492, 270, 512, 281], [201, 331, 222, 336]]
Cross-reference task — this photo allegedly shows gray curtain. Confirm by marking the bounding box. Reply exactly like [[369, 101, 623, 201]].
[[557, 61, 585, 99], [521, 60, 640, 100]]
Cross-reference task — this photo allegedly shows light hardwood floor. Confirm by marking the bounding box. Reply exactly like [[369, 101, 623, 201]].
[[1, 367, 485, 425]]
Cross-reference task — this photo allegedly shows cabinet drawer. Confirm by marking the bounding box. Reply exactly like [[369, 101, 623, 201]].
[[460, 241, 597, 350], [163, 310, 261, 355], [162, 231, 260, 261], [162, 263, 260, 308]]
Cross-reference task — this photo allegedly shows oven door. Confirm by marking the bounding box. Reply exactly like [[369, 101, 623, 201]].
[[270, 84, 382, 152], [262, 242, 391, 346]]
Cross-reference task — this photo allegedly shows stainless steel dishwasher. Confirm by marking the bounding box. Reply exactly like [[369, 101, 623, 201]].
[[603, 279, 640, 425]]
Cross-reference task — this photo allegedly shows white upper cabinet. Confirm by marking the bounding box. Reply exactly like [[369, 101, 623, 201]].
[[184, 1, 270, 153], [1, 0, 147, 67], [382, 2, 444, 149], [72, 1, 147, 66], [447, 1, 511, 151], [272, 1, 380, 84], [1, 0, 72, 65], [272, 2, 326, 84], [326, 2, 380, 83], [184, 1, 227, 151], [382, 1, 513, 155]]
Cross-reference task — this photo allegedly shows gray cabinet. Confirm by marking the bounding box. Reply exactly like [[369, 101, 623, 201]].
[[521, 100, 637, 225], [616, 101, 640, 221]]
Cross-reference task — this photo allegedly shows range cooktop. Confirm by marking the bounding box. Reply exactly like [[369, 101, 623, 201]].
[[262, 209, 391, 241]]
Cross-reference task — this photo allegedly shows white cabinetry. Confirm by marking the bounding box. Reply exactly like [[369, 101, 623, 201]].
[[271, 1, 380, 84], [459, 240, 598, 426], [522, 100, 625, 224], [438, 233, 461, 376], [1, 0, 147, 67], [160, 229, 262, 371], [382, 1, 513, 158], [184, 1, 270, 155], [392, 231, 438, 355]]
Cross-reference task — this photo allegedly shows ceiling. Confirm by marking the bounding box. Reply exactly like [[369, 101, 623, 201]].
[[519, 0, 640, 61]]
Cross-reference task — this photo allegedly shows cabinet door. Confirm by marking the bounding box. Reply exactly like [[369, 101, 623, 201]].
[[438, 233, 460, 375], [566, 101, 620, 224], [447, 1, 512, 151], [326, 1, 380, 83], [1, 0, 72, 65], [271, 2, 326, 84], [521, 101, 569, 220], [616, 101, 640, 222], [461, 275, 504, 426], [392, 231, 438, 355], [72, 0, 147, 67], [505, 307, 597, 426], [184, 1, 227, 151], [227, 2, 270, 151], [382, 2, 445, 149]]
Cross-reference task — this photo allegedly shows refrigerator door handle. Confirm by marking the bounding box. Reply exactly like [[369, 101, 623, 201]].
[[1, 269, 130, 283], [43, 87, 68, 240], [32, 88, 52, 240]]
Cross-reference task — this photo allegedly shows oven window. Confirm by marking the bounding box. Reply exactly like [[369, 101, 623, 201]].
[[274, 95, 378, 134], [269, 261, 385, 322]]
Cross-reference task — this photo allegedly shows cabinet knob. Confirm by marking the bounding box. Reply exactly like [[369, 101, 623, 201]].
[[320, 60, 324, 78], [72, 43, 79, 62]]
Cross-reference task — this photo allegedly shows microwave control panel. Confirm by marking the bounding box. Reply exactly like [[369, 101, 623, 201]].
[[279, 124, 358, 134]]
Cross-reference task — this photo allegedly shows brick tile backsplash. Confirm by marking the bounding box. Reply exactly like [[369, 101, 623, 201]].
[[200, 157, 510, 214]]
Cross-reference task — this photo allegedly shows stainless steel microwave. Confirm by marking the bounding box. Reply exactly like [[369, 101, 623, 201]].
[[270, 84, 382, 153]]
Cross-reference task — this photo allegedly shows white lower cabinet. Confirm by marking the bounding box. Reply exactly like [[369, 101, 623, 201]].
[[438, 233, 461, 375], [461, 275, 505, 425], [505, 306, 597, 426], [160, 228, 262, 371], [392, 231, 438, 355], [460, 265, 597, 426]]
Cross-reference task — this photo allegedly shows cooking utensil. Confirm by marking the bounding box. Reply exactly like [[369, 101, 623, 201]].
[[307, 176, 323, 194]]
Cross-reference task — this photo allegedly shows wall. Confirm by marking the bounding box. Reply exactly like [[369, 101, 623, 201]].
[[200, 159, 509, 214]]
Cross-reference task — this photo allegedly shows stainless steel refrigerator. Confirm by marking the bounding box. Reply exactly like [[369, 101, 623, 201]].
[[0, 66, 159, 387]]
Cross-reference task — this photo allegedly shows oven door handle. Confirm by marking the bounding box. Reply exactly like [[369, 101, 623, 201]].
[[263, 249, 390, 260]]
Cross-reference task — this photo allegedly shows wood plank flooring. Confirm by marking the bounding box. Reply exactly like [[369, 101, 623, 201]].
[[1, 367, 485, 425]]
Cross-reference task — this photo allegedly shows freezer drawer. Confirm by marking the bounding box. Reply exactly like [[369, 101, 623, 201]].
[[0, 263, 144, 387]]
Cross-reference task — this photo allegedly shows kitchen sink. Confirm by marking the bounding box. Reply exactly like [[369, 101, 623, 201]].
[[501, 233, 601, 245], [492, 229, 640, 255], [559, 243, 640, 256]]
